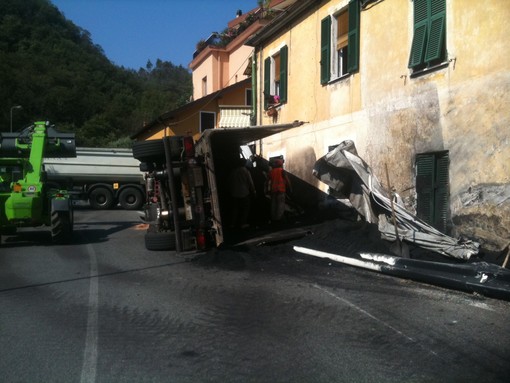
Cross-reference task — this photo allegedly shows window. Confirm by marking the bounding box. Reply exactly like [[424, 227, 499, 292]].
[[263, 45, 288, 109], [245, 88, 252, 106], [274, 53, 281, 96], [321, 0, 360, 84], [408, 0, 446, 71], [202, 76, 207, 97], [336, 10, 349, 77], [200, 111, 215, 133], [415, 151, 449, 233]]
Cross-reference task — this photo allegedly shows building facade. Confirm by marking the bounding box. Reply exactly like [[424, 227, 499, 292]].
[[131, 2, 296, 140], [247, 0, 510, 251]]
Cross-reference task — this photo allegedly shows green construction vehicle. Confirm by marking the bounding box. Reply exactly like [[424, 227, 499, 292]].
[[0, 121, 76, 244]]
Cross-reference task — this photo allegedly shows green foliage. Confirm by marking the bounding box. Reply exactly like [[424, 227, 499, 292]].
[[106, 136, 135, 149], [0, 0, 192, 146]]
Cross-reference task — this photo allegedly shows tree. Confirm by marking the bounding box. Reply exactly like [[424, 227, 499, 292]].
[[0, 0, 192, 147]]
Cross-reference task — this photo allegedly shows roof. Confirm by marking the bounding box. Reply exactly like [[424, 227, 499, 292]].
[[245, 0, 320, 47], [130, 78, 251, 140]]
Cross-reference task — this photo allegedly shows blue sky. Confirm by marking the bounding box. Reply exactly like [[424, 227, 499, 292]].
[[50, 0, 259, 70]]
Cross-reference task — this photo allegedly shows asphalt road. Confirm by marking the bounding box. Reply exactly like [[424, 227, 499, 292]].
[[1, 208, 509, 382]]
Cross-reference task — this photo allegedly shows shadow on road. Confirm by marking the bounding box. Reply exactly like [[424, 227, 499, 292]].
[[0, 219, 141, 248]]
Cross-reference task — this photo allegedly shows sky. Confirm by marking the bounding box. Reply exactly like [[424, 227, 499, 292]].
[[50, 0, 259, 70]]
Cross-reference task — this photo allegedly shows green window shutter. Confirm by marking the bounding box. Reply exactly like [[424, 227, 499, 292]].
[[416, 154, 435, 225], [424, 0, 446, 63], [263, 56, 271, 110], [320, 16, 331, 84], [279, 45, 288, 103], [434, 152, 449, 233], [347, 0, 360, 73], [416, 151, 450, 233], [408, 0, 429, 68]]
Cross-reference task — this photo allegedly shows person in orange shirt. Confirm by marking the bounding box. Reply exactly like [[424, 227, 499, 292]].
[[266, 158, 291, 223]]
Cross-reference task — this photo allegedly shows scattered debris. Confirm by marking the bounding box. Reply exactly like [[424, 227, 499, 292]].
[[313, 140, 479, 260]]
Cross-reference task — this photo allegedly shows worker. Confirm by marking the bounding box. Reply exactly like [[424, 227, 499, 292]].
[[228, 158, 256, 229], [267, 158, 291, 224], [249, 155, 271, 227]]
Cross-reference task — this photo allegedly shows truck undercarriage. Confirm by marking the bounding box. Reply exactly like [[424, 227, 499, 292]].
[[132, 121, 349, 253]]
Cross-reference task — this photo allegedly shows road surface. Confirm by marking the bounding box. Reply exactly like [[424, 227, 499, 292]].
[[1, 208, 509, 382]]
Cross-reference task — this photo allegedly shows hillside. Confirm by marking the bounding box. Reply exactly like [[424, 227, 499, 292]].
[[0, 0, 192, 147]]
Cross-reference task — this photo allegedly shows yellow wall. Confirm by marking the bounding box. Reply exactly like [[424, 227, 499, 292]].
[[218, 85, 251, 106], [139, 108, 203, 142], [255, 0, 510, 249]]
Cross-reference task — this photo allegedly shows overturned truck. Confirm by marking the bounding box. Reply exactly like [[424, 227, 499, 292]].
[[132, 121, 346, 252]]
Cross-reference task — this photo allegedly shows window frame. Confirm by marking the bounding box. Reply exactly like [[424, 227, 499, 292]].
[[334, 9, 350, 79], [320, 0, 359, 85], [199, 111, 216, 133], [263, 45, 288, 110], [245, 88, 252, 106]]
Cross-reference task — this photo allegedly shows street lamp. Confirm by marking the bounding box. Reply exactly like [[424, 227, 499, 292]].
[[10, 105, 22, 133]]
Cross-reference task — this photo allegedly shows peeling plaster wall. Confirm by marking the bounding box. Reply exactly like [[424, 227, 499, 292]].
[[444, 73, 510, 250], [257, 0, 510, 250]]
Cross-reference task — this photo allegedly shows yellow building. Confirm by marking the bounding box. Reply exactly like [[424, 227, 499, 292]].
[[246, 0, 510, 251], [131, 79, 251, 142]]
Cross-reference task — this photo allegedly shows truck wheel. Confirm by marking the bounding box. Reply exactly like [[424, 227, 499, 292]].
[[145, 231, 176, 251], [51, 211, 73, 244], [132, 140, 165, 162], [89, 187, 114, 209], [119, 187, 144, 210]]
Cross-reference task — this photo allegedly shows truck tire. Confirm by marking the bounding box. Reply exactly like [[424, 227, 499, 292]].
[[119, 187, 144, 210], [133, 138, 183, 162], [132, 140, 165, 162], [145, 231, 177, 251], [51, 211, 73, 244], [89, 187, 114, 209]]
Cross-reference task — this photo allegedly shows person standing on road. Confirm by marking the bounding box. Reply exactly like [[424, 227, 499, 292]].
[[249, 155, 271, 227], [228, 158, 256, 229], [267, 158, 291, 224]]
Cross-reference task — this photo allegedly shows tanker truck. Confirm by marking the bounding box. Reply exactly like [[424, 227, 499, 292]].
[[44, 147, 144, 210]]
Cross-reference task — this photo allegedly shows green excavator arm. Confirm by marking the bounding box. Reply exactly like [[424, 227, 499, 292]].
[[0, 121, 76, 225]]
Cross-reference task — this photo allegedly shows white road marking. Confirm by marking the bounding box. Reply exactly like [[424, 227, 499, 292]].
[[80, 244, 99, 383], [313, 284, 439, 357]]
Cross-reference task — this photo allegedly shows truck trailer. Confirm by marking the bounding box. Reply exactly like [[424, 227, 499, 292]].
[[44, 147, 144, 210]]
